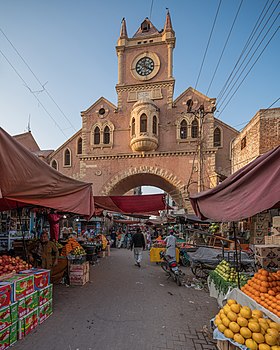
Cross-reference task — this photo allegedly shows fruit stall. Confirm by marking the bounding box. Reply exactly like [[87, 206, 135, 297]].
[[150, 241, 180, 263], [208, 260, 249, 307], [0, 267, 52, 349]]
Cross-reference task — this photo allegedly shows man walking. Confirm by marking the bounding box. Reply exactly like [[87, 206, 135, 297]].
[[131, 227, 146, 267]]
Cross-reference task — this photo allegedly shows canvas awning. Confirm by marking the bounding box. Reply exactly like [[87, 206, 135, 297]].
[[189, 145, 280, 221], [0, 127, 94, 217], [94, 194, 167, 215]]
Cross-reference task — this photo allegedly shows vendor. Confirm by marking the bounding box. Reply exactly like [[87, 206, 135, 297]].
[[28, 230, 59, 271]]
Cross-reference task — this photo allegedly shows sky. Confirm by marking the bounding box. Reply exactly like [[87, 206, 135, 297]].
[[0, 0, 279, 153]]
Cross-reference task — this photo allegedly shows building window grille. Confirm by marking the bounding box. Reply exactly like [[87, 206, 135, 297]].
[[64, 149, 71, 166], [213, 127, 221, 147], [103, 126, 110, 144], [94, 126, 101, 145], [180, 120, 188, 139], [77, 137, 82, 154], [140, 114, 147, 132], [51, 160, 57, 170], [241, 136, 246, 150], [191, 119, 198, 138], [152, 115, 157, 135]]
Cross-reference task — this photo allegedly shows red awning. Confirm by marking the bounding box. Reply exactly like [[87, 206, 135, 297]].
[[0, 127, 94, 217], [190, 145, 280, 221], [94, 194, 167, 215]]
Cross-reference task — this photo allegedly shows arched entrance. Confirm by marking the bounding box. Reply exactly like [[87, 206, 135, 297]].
[[101, 166, 188, 208]]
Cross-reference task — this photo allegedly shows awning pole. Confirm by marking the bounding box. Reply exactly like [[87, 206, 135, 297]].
[[233, 222, 240, 289]]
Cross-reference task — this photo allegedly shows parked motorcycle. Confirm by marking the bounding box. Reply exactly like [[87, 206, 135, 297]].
[[159, 251, 184, 286]]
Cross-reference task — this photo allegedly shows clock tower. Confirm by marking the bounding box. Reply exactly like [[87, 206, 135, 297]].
[[115, 11, 176, 112]]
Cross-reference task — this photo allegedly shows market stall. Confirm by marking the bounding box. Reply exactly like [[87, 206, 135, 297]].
[[150, 241, 180, 263]]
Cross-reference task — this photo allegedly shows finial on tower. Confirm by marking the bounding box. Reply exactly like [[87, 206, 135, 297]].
[[164, 8, 173, 31], [120, 17, 128, 38]]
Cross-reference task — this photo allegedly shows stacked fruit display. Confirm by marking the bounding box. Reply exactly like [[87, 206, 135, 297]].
[[214, 299, 280, 349], [71, 246, 86, 256], [0, 256, 32, 278], [215, 260, 248, 284], [241, 269, 280, 318], [61, 238, 85, 256]]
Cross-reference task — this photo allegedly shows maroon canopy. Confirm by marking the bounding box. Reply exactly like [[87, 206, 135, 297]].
[[94, 194, 167, 215], [190, 145, 280, 221], [0, 127, 94, 217]]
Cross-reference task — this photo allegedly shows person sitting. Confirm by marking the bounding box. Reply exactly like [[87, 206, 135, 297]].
[[28, 229, 59, 271]]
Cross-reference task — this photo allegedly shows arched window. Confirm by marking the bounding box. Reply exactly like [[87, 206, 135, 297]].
[[131, 118, 135, 136], [214, 127, 221, 147], [64, 149, 71, 166], [180, 120, 188, 139], [77, 137, 82, 154], [191, 119, 198, 138], [94, 126, 100, 145], [51, 159, 57, 170], [152, 116, 157, 135], [140, 114, 147, 132], [103, 126, 110, 144]]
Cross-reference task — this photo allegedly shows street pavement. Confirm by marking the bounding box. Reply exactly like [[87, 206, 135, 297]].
[[13, 248, 219, 350]]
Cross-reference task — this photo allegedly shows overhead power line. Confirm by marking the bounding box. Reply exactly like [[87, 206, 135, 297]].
[[206, 0, 243, 96], [217, 0, 279, 104], [217, 25, 279, 117], [194, 0, 222, 90], [0, 48, 68, 138], [0, 28, 77, 133], [266, 96, 280, 109]]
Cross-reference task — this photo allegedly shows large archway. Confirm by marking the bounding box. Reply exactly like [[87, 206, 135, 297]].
[[101, 166, 189, 208]]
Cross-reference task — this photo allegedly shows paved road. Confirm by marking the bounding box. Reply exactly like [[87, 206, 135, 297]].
[[14, 249, 219, 350]]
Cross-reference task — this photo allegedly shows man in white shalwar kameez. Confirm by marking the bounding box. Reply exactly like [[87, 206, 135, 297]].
[[164, 230, 176, 258]]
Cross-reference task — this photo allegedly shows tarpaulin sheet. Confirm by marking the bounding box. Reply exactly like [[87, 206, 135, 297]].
[[190, 145, 280, 221], [94, 194, 166, 214], [0, 127, 94, 217]]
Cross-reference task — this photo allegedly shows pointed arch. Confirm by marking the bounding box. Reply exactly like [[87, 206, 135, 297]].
[[180, 119, 188, 139], [191, 119, 198, 138], [64, 148, 71, 167], [131, 117, 135, 136], [140, 114, 147, 132], [103, 125, 110, 144], [152, 115, 158, 135], [214, 127, 222, 147], [51, 159, 58, 170], [77, 137, 82, 154], [94, 126, 101, 145]]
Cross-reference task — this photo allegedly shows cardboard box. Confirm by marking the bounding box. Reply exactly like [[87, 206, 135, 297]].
[[272, 216, 280, 227], [19, 269, 50, 290], [18, 309, 38, 339], [9, 302, 18, 323], [69, 262, 89, 273], [255, 255, 280, 269], [69, 271, 89, 286], [254, 244, 280, 258], [9, 322, 17, 346], [0, 283, 12, 309], [0, 306, 11, 331], [0, 326, 10, 350], [39, 299, 52, 324], [18, 298, 26, 318], [38, 284, 53, 306], [25, 291, 38, 314], [105, 245, 110, 257], [3, 274, 34, 301]]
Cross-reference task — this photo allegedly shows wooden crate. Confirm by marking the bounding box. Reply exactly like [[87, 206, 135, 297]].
[[217, 340, 239, 350]]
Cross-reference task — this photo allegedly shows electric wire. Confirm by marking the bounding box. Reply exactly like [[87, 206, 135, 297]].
[[194, 0, 222, 90], [217, 25, 279, 117], [266, 96, 280, 109], [149, 0, 154, 20], [206, 0, 243, 96], [217, 0, 279, 105], [0, 28, 77, 133], [0, 48, 68, 138]]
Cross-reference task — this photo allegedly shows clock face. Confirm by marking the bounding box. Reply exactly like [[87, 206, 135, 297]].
[[136, 57, 154, 76]]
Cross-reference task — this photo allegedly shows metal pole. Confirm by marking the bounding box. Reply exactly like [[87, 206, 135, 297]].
[[233, 222, 240, 289]]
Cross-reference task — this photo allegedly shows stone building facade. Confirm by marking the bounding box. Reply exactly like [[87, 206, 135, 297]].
[[48, 13, 238, 211], [231, 108, 280, 173]]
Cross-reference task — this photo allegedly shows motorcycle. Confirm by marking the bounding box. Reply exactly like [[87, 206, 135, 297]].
[[159, 251, 184, 286]]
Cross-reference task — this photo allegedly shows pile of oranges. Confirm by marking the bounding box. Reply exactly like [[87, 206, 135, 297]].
[[241, 269, 280, 318]]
